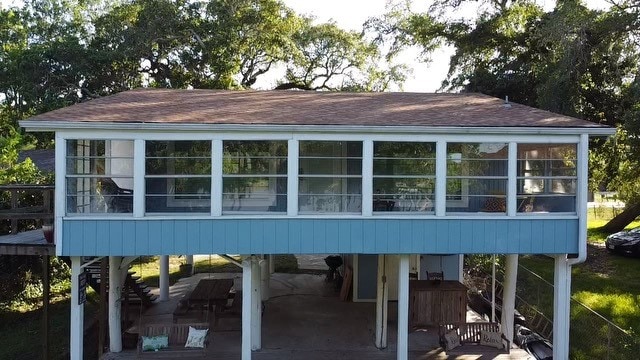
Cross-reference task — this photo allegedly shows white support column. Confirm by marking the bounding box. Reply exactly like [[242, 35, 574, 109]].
[[492, 255, 497, 322], [241, 258, 252, 360], [261, 255, 270, 301], [362, 139, 373, 216], [375, 255, 388, 349], [159, 255, 170, 301], [553, 255, 571, 360], [397, 254, 410, 360], [251, 257, 262, 350], [501, 254, 518, 343], [287, 139, 299, 216], [435, 141, 447, 216], [108, 256, 123, 352], [70, 256, 84, 360]]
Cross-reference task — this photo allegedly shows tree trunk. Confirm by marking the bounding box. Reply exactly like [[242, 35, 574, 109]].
[[601, 203, 640, 233]]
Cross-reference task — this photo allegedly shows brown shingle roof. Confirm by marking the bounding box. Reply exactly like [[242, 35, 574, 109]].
[[26, 89, 607, 128]]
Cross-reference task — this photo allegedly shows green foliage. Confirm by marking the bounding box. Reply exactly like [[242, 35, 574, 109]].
[[591, 128, 640, 205], [0, 256, 70, 309], [465, 254, 502, 277], [0, 129, 51, 185]]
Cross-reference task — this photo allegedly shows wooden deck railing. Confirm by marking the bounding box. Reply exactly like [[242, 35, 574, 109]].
[[0, 185, 54, 234]]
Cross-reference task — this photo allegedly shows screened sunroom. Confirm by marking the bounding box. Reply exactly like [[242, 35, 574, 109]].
[[21, 89, 613, 360]]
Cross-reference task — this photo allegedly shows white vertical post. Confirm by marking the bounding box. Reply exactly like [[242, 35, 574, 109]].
[[159, 255, 170, 301], [501, 254, 518, 343], [242, 258, 252, 360], [375, 255, 388, 348], [251, 257, 262, 350], [261, 256, 270, 301], [70, 256, 84, 360], [287, 139, 299, 216], [507, 142, 517, 216], [397, 254, 410, 360], [54, 133, 65, 256], [491, 255, 496, 322], [553, 255, 571, 360], [362, 139, 374, 216], [212, 139, 223, 216], [108, 256, 123, 352], [435, 140, 447, 216], [133, 139, 145, 217], [268, 254, 275, 274]]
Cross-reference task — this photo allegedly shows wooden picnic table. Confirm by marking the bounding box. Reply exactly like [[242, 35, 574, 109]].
[[187, 278, 234, 319]]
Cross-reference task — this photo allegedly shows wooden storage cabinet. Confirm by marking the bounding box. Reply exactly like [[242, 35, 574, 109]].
[[409, 280, 466, 328]]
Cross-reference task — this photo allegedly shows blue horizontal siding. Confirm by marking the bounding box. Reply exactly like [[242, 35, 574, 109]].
[[60, 218, 579, 256]]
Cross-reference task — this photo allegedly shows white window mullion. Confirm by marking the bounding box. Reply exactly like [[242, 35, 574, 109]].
[[507, 142, 517, 216], [133, 139, 145, 217], [435, 140, 447, 216], [362, 139, 373, 216], [212, 139, 223, 216], [287, 139, 299, 216]]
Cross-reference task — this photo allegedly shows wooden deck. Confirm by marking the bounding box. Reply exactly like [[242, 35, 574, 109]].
[[0, 229, 55, 255]]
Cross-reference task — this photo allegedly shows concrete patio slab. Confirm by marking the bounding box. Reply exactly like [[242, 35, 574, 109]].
[[104, 272, 533, 359]]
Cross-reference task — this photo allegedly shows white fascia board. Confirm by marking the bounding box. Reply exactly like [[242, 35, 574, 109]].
[[20, 120, 616, 137], [47, 128, 586, 144]]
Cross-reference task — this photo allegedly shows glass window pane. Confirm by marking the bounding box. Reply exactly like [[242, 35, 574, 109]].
[[518, 195, 576, 212], [66, 140, 133, 214], [145, 140, 212, 213], [373, 178, 434, 213], [446, 179, 507, 213], [373, 142, 436, 176], [517, 144, 577, 213], [222, 141, 287, 213], [223, 177, 287, 212], [446, 143, 508, 214], [373, 142, 435, 213], [298, 141, 362, 213]]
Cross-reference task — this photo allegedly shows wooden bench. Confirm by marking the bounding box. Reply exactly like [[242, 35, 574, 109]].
[[214, 291, 242, 326], [173, 288, 210, 323], [439, 322, 510, 353], [137, 323, 210, 357]]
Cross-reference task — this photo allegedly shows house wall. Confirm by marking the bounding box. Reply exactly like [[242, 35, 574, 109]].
[[60, 217, 578, 256], [420, 255, 462, 281]]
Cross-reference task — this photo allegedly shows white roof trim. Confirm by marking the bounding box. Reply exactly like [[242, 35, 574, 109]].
[[20, 120, 616, 136]]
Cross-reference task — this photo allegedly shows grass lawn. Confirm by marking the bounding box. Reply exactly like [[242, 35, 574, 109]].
[[0, 290, 99, 360]]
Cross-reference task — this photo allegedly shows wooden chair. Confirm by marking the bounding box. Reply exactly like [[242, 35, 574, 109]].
[[427, 272, 444, 281]]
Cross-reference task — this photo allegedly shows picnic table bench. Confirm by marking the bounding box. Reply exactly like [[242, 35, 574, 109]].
[[173, 278, 234, 324]]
